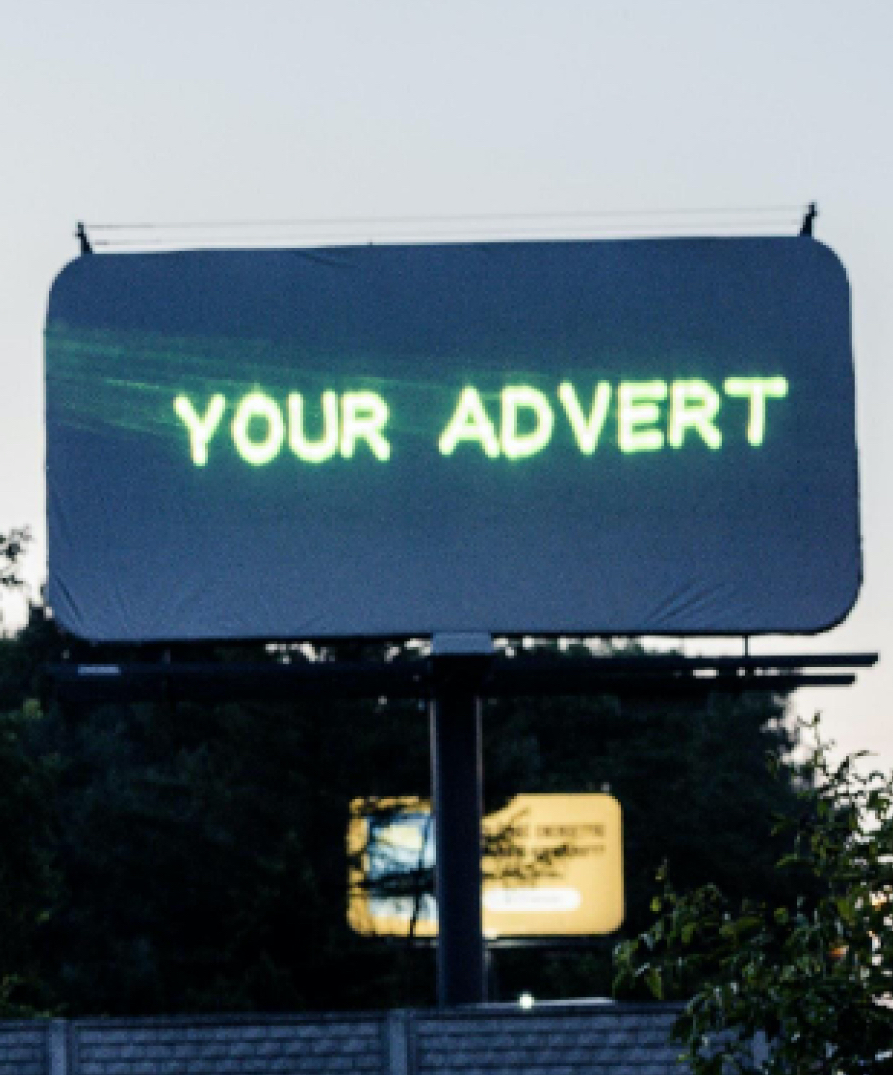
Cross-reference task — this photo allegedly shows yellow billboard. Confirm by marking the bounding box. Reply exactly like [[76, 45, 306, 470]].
[[347, 793, 623, 938]]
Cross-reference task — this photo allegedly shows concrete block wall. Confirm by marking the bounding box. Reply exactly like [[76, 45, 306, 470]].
[[0, 1021, 49, 1075], [411, 1007, 685, 1075], [70, 1015, 388, 1075], [0, 1004, 688, 1075]]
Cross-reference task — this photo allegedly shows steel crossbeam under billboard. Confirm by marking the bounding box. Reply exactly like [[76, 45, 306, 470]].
[[45, 237, 860, 642]]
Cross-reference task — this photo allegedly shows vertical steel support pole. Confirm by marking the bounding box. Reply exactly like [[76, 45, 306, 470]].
[[430, 642, 489, 1007]]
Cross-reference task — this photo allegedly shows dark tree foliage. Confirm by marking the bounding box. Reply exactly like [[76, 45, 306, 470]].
[[34, 686, 432, 1014], [0, 544, 60, 1016], [481, 684, 799, 1001], [0, 563, 804, 1014], [0, 705, 58, 1015], [0, 527, 28, 596], [613, 720, 893, 1074]]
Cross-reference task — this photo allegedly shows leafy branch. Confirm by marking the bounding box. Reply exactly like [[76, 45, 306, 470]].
[[0, 526, 29, 590], [613, 717, 893, 1075]]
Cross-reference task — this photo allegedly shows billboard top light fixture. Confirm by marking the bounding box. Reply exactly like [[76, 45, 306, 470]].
[[45, 236, 860, 643]]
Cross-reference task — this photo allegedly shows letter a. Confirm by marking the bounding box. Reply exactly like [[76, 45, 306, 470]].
[[439, 387, 500, 457]]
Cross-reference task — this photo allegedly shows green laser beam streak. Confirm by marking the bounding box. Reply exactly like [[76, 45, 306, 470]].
[[45, 328, 789, 463]]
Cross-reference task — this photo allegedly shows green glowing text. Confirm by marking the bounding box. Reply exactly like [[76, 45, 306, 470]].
[[173, 377, 787, 465], [174, 390, 390, 467]]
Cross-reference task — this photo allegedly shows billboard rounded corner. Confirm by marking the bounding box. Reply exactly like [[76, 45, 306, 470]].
[[598, 906, 626, 936], [45, 253, 95, 323], [804, 236, 852, 292], [808, 567, 863, 636], [46, 578, 99, 645]]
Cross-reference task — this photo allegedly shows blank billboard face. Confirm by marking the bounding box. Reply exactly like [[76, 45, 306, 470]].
[[45, 238, 860, 642]]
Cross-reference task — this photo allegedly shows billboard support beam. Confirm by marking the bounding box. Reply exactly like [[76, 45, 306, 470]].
[[46, 650, 880, 705], [430, 634, 492, 1007]]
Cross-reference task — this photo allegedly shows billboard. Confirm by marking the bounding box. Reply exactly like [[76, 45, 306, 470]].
[[347, 794, 624, 939], [45, 238, 860, 642]]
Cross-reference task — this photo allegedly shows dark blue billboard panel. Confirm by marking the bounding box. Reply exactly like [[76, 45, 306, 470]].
[[45, 238, 860, 642]]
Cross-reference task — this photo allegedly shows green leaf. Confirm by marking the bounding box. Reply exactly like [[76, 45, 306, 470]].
[[644, 967, 663, 1001]]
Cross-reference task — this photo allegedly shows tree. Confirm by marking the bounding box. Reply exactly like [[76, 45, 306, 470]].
[[482, 680, 802, 1002], [613, 718, 893, 1074], [0, 531, 59, 1015], [0, 573, 808, 1014], [0, 527, 28, 594]]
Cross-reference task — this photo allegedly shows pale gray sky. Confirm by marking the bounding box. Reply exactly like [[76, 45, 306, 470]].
[[2, 1, 890, 763]]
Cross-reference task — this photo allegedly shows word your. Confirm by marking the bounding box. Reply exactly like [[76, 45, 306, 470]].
[[173, 377, 787, 466], [174, 391, 390, 467]]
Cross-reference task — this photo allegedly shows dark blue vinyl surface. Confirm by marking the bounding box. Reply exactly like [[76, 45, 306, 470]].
[[45, 238, 860, 641]]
